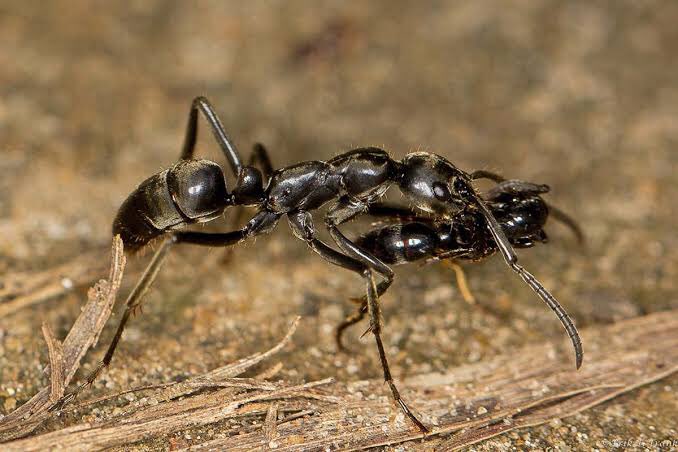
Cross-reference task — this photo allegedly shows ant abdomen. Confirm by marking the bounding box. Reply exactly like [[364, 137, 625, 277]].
[[356, 222, 440, 265], [112, 159, 231, 252]]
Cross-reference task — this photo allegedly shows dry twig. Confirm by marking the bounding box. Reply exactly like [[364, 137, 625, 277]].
[[0, 236, 126, 440], [40, 323, 64, 404]]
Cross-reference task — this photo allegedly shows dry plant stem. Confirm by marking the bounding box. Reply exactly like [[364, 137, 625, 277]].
[[264, 402, 280, 443], [155, 316, 300, 402], [2, 309, 676, 451], [0, 236, 126, 439], [41, 323, 64, 404]]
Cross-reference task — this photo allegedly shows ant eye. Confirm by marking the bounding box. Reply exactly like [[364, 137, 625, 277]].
[[432, 182, 451, 201]]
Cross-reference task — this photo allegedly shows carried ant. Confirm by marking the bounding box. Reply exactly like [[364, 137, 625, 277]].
[[337, 178, 583, 351], [56, 97, 582, 433]]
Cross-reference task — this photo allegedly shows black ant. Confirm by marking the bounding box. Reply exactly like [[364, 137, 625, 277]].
[[56, 97, 582, 434], [337, 178, 583, 354]]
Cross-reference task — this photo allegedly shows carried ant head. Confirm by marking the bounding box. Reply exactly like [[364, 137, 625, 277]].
[[398, 153, 475, 217], [488, 190, 549, 248], [167, 159, 234, 220]]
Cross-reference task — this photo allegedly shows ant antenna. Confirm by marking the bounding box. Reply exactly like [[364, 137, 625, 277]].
[[473, 194, 518, 264], [509, 261, 583, 369], [466, 179, 583, 369]]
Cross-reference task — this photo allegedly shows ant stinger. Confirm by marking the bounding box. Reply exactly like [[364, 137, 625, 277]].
[[56, 96, 583, 434]]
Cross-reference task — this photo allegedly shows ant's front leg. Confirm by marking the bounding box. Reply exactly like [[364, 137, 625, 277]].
[[55, 212, 279, 410]]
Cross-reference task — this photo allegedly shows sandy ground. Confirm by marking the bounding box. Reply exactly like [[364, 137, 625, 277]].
[[1, 1, 677, 449]]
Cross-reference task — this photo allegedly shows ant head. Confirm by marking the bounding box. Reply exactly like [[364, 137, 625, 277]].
[[488, 188, 549, 247], [167, 159, 233, 221], [398, 153, 476, 217]]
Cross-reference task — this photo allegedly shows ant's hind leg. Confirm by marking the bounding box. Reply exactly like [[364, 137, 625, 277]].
[[180, 96, 244, 178]]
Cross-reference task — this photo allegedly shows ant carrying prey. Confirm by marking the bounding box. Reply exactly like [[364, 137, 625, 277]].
[[56, 97, 583, 434]]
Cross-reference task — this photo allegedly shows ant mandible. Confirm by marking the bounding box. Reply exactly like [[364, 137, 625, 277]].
[[57, 97, 582, 434]]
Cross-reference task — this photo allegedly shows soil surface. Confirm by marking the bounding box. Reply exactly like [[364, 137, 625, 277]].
[[1, 1, 676, 450]]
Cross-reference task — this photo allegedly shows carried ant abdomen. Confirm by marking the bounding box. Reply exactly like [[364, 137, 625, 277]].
[[356, 222, 446, 265], [112, 159, 231, 251]]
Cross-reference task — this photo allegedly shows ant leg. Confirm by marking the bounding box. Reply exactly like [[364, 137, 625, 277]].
[[325, 199, 395, 334], [249, 142, 274, 181], [55, 237, 175, 408], [287, 211, 427, 432], [287, 211, 367, 274], [55, 212, 279, 409], [325, 199, 394, 283], [442, 261, 476, 304], [471, 169, 505, 182], [180, 96, 243, 177], [364, 268, 428, 433], [335, 301, 367, 352]]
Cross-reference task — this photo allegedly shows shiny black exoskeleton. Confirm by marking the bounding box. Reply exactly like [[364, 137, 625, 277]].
[[356, 179, 557, 266], [60, 97, 583, 434], [333, 180, 583, 363]]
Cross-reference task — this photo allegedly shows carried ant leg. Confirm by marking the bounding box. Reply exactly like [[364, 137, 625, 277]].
[[442, 261, 476, 304], [55, 212, 279, 409], [546, 204, 585, 244], [180, 96, 244, 177]]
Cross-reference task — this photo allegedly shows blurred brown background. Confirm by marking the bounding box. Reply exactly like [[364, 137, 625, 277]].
[[1, 1, 676, 449]]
